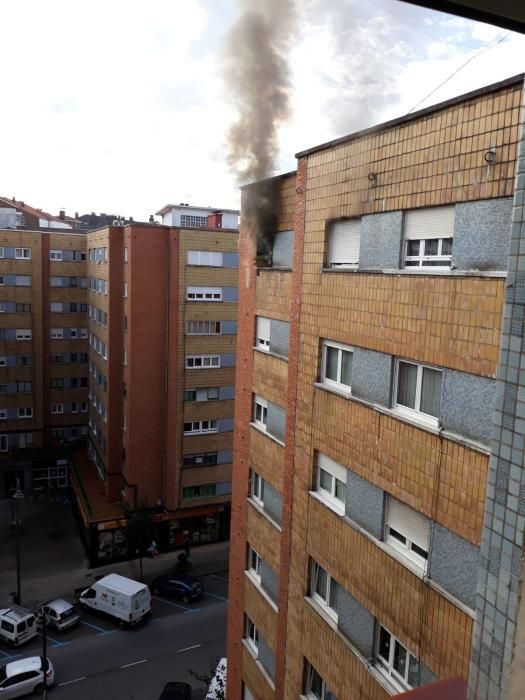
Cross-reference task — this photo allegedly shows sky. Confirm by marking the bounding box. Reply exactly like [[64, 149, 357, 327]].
[[2, 0, 525, 220]]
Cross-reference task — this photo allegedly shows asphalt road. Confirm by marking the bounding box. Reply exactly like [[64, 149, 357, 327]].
[[0, 573, 229, 699]]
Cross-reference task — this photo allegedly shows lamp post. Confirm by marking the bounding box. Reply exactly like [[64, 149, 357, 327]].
[[12, 479, 24, 605]]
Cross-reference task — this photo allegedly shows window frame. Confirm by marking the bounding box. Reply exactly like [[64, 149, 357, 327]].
[[375, 624, 420, 691], [253, 395, 268, 430], [49, 250, 63, 261], [247, 545, 262, 583], [187, 250, 223, 267], [186, 320, 222, 335], [321, 340, 353, 394], [404, 237, 453, 269], [185, 355, 221, 369], [310, 561, 338, 622], [250, 470, 264, 506], [256, 317, 271, 351], [15, 248, 31, 260], [315, 453, 346, 515], [51, 403, 64, 415], [393, 359, 442, 425], [18, 407, 33, 419], [245, 616, 259, 655], [186, 287, 222, 302], [183, 419, 219, 435], [304, 662, 335, 700], [384, 496, 430, 569], [15, 329, 32, 341]]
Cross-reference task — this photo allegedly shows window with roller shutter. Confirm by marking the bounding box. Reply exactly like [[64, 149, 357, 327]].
[[404, 205, 454, 268], [328, 219, 361, 267], [385, 495, 431, 569]]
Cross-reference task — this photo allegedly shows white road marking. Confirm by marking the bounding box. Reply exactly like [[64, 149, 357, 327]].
[[121, 659, 148, 669], [176, 644, 202, 653], [210, 574, 228, 581], [59, 676, 86, 686]]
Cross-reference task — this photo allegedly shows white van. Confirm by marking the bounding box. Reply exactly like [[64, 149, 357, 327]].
[[0, 606, 37, 646], [78, 573, 151, 627]]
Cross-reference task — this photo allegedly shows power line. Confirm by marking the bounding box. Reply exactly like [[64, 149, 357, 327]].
[[407, 32, 510, 114]]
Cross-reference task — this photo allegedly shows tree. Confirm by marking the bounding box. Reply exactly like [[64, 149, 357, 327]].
[[124, 501, 156, 580]]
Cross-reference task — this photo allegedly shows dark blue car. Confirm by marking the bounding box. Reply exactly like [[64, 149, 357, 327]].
[[150, 574, 203, 603]]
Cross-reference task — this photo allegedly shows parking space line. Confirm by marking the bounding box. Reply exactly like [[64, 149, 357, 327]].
[[209, 574, 229, 582], [0, 649, 21, 660], [151, 595, 196, 612], [176, 644, 202, 653], [203, 592, 228, 602], [121, 659, 147, 669], [37, 632, 70, 648], [79, 619, 115, 635], [59, 676, 86, 687]]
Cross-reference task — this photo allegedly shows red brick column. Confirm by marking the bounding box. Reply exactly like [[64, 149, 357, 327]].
[[226, 193, 257, 698]]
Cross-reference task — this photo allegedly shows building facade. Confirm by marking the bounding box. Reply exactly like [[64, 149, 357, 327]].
[[76, 217, 239, 563], [0, 228, 89, 498], [227, 75, 525, 699]]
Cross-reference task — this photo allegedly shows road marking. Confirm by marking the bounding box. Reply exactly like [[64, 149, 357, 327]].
[[59, 676, 86, 686], [151, 595, 195, 612], [209, 574, 229, 581], [203, 591, 228, 602], [79, 619, 115, 635], [0, 649, 21, 660], [176, 644, 202, 653], [37, 631, 70, 648], [121, 659, 147, 669]]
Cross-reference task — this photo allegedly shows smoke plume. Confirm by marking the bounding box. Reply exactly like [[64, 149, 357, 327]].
[[223, 0, 296, 250]]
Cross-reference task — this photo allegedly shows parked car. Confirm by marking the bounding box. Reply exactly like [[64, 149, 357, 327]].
[[0, 656, 54, 697], [78, 573, 152, 627], [150, 574, 203, 603], [36, 598, 80, 632], [158, 681, 192, 700], [0, 606, 37, 646]]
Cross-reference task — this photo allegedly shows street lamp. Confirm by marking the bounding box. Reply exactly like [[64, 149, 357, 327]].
[[12, 479, 24, 606]]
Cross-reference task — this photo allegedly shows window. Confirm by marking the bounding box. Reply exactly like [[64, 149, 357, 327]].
[[247, 546, 262, 581], [385, 496, 430, 568], [124, 282, 128, 298], [310, 561, 338, 620], [183, 420, 218, 435], [321, 341, 353, 392], [181, 214, 208, 228], [50, 302, 62, 312], [250, 470, 264, 505], [18, 407, 33, 418], [316, 453, 346, 514], [15, 329, 31, 340], [245, 616, 259, 654], [15, 303, 31, 313], [0, 434, 7, 452], [256, 317, 270, 351], [16, 356, 31, 366], [186, 320, 222, 335], [15, 248, 31, 260], [50, 328, 63, 339], [50, 250, 63, 261], [182, 484, 217, 499], [183, 452, 218, 467], [50, 378, 64, 389], [376, 625, 420, 691], [0, 357, 5, 367], [0, 276, 3, 285], [186, 355, 220, 369], [185, 387, 219, 402], [124, 247, 128, 263], [253, 395, 267, 429], [51, 404, 64, 414], [328, 219, 361, 267], [0, 409, 6, 420], [304, 662, 336, 700], [187, 250, 223, 266], [187, 287, 222, 301], [17, 382, 32, 393], [404, 206, 454, 269], [0, 303, 6, 313], [395, 360, 442, 422]]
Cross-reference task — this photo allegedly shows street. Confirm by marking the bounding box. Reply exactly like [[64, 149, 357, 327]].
[[0, 573, 228, 699]]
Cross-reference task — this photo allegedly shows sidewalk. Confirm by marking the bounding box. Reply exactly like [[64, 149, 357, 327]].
[[0, 497, 230, 608]]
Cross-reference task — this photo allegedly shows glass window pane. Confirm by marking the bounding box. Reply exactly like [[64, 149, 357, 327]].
[[319, 469, 333, 493], [393, 641, 407, 677], [397, 362, 417, 409], [424, 239, 439, 255], [335, 477, 345, 501], [378, 627, 391, 662], [420, 367, 442, 417], [310, 668, 323, 698], [315, 566, 328, 600], [341, 350, 353, 386], [407, 655, 420, 688], [406, 240, 420, 256], [328, 579, 338, 610], [325, 346, 339, 381], [441, 238, 453, 255]]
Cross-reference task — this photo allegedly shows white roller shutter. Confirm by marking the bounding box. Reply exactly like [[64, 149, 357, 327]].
[[405, 206, 455, 241], [386, 496, 430, 550], [318, 453, 347, 482], [329, 219, 361, 266], [256, 316, 270, 343]]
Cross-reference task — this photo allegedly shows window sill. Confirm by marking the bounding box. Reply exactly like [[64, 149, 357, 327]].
[[250, 422, 285, 447], [253, 346, 289, 363], [321, 267, 507, 278], [313, 382, 490, 456], [244, 570, 279, 613], [241, 639, 276, 691], [256, 267, 292, 273], [309, 490, 345, 517], [247, 497, 282, 532]]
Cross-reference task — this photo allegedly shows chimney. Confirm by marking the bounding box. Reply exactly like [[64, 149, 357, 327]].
[[59, 210, 65, 220], [75, 212, 79, 219], [207, 211, 223, 229]]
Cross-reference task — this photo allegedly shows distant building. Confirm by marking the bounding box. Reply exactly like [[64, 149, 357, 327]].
[[156, 203, 239, 230], [0, 197, 73, 230]]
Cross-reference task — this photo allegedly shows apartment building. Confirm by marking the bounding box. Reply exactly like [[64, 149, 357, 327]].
[[0, 227, 88, 498], [227, 74, 525, 700], [74, 213, 239, 563]]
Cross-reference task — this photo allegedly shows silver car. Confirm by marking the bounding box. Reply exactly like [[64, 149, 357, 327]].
[[0, 656, 54, 697], [37, 598, 80, 632]]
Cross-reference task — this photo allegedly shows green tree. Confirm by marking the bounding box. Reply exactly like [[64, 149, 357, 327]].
[[124, 501, 156, 581]]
